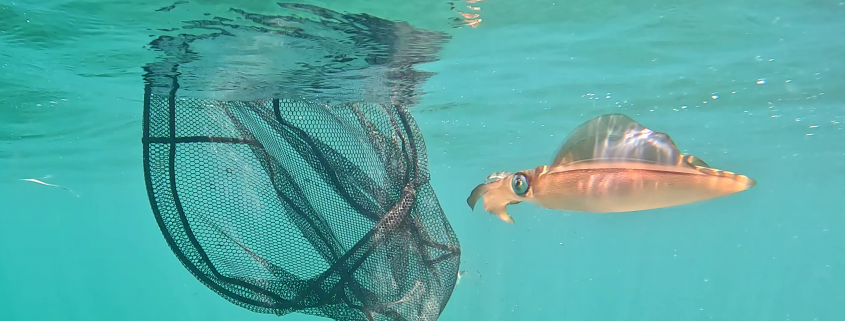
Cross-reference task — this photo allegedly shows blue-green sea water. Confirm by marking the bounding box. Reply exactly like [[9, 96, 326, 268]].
[[2, 0, 844, 320]]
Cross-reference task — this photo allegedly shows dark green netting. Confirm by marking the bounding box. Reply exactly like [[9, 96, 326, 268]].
[[140, 3, 461, 321]]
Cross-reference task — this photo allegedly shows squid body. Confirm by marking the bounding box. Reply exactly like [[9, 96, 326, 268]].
[[467, 113, 756, 224]]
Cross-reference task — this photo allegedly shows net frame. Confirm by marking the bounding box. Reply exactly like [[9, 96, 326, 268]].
[[141, 73, 462, 321]]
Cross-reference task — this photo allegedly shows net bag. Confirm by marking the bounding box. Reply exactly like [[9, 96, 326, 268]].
[[142, 92, 462, 320], [140, 3, 461, 321]]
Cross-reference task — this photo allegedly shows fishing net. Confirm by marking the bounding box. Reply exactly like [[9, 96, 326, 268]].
[[140, 3, 461, 321]]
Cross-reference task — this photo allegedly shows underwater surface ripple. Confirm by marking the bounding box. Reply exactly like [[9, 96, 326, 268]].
[[2, 0, 844, 320]]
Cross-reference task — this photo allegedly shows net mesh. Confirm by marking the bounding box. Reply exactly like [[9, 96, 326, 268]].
[[141, 87, 462, 320]]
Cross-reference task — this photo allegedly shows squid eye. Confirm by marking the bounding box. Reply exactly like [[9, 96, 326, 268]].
[[511, 174, 529, 196]]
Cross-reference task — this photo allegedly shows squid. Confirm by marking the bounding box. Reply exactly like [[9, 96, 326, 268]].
[[467, 113, 756, 224]]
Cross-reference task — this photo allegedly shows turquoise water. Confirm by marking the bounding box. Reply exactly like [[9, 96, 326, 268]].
[[2, 0, 844, 320]]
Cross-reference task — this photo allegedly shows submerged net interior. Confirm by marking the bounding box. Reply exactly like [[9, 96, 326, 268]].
[[141, 89, 462, 320]]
